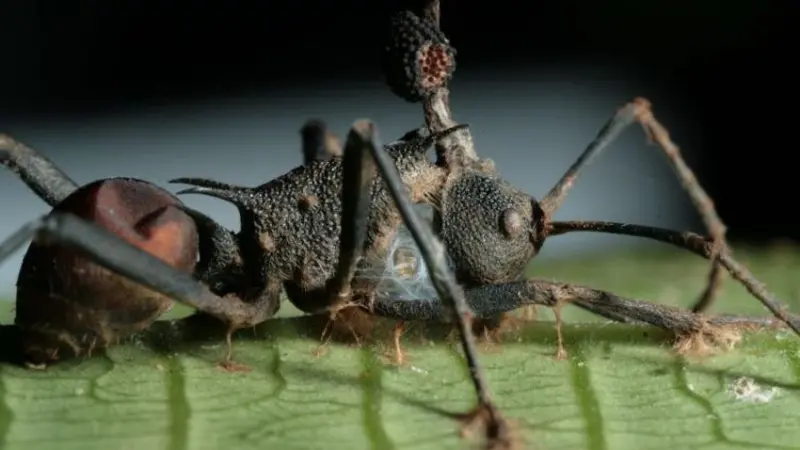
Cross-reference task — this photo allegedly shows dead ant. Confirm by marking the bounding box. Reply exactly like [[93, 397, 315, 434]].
[[1, 2, 799, 449]]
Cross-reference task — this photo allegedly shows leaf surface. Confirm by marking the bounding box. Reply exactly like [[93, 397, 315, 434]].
[[0, 246, 799, 450]]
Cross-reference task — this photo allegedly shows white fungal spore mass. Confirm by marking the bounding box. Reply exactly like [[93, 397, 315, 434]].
[[356, 204, 452, 301]]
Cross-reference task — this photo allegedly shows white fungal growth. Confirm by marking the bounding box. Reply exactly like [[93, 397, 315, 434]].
[[356, 204, 449, 301], [727, 376, 779, 404]]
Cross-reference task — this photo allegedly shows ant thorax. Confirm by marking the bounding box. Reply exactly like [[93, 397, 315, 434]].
[[357, 204, 452, 302]]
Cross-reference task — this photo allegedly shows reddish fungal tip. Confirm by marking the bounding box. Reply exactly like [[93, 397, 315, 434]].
[[381, 10, 457, 102]]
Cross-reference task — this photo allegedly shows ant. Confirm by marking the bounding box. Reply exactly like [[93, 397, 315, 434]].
[[1, 2, 798, 449]]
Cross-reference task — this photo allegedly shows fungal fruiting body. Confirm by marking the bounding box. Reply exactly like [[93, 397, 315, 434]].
[[381, 10, 457, 103]]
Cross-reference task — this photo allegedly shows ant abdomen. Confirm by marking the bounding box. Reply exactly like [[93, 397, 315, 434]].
[[14, 178, 198, 366]]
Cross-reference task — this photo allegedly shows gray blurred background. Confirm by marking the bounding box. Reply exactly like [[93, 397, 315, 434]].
[[0, 0, 795, 299]]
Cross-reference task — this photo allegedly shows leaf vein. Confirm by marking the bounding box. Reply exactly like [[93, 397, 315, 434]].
[[671, 358, 786, 449], [166, 356, 189, 450], [570, 343, 606, 450], [0, 366, 12, 448], [360, 348, 395, 450]]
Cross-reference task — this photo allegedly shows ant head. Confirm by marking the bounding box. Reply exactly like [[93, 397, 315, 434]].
[[436, 169, 546, 287]]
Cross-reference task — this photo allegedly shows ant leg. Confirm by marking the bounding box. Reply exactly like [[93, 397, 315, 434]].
[[548, 220, 800, 336], [299, 120, 380, 350], [535, 280, 783, 342], [392, 320, 406, 365], [537, 103, 639, 213], [538, 98, 727, 314], [0, 134, 79, 207], [0, 212, 279, 334], [367, 278, 783, 352], [552, 301, 568, 360], [326, 122, 468, 309], [633, 100, 727, 313], [300, 119, 342, 165], [363, 120, 511, 446], [326, 120, 379, 308]]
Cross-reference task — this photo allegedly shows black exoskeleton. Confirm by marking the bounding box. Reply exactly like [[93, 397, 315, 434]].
[[173, 125, 462, 316], [2, 2, 800, 449], [437, 169, 545, 286]]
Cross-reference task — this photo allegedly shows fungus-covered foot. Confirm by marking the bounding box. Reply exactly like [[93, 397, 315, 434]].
[[388, 320, 408, 365], [216, 330, 253, 373], [672, 321, 746, 357], [459, 403, 520, 450], [552, 303, 569, 360]]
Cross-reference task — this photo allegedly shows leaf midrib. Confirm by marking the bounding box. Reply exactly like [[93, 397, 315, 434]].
[[571, 342, 606, 450], [167, 356, 189, 450], [0, 367, 11, 448]]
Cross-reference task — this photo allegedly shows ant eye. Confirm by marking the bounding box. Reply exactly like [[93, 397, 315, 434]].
[[501, 208, 524, 239]]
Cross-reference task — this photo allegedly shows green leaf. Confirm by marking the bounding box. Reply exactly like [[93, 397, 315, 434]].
[[0, 246, 799, 450]]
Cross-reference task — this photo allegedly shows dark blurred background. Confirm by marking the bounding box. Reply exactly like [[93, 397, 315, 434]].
[[0, 0, 795, 294]]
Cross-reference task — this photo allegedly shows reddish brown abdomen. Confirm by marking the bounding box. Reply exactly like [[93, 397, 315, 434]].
[[14, 178, 198, 365]]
